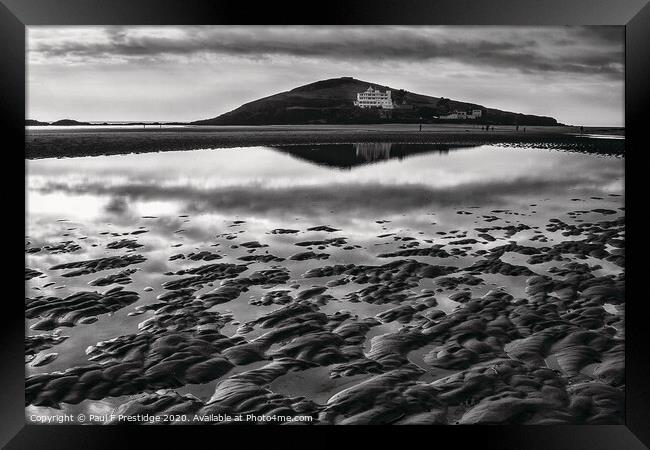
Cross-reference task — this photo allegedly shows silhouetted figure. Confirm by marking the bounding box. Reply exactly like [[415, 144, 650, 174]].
[[419, 123, 422, 132], [516, 125, 519, 131], [523, 127, 526, 132], [580, 125, 584, 134]]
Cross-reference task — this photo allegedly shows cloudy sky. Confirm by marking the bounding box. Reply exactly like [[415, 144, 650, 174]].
[[27, 26, 624, 126]]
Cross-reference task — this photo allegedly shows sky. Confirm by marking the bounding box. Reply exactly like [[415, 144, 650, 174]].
[[27, 26, 624, 126]]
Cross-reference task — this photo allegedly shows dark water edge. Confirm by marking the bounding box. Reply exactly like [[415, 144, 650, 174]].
[[25, 129, 624, 159]]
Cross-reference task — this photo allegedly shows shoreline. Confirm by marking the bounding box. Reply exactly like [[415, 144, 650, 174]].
[[25, 125, 625, 159]]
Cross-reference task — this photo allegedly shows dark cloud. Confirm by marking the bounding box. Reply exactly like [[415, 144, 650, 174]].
[[29, 26, 623, 78]]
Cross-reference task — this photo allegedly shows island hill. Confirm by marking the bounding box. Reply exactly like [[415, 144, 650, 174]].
[[193, 77, 558, 126]]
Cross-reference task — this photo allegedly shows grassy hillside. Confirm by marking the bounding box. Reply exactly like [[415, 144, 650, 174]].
[[193, 77, 558, 126]]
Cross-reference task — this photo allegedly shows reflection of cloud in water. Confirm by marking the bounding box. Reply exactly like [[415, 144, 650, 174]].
[[36, 174, 613, 220], [27, 145, 623, 194]]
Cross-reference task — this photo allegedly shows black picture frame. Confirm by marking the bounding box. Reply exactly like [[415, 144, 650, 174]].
[[3, 1, 649, 448]]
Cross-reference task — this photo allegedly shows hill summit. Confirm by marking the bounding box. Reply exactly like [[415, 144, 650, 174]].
[[192, 77, 558, 126]]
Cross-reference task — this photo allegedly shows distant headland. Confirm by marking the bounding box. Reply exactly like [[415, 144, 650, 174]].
[[25, 119, 188, 126]]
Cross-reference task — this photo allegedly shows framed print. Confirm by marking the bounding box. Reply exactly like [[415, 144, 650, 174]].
[[2, 0, 649, 448]]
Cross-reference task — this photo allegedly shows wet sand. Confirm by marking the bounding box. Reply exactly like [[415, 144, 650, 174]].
[[25, 204, 624, 424], [25, 124, 624, 159]]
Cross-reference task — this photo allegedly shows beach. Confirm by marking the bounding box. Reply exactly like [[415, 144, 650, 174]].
[[25, 141, 625, 424]]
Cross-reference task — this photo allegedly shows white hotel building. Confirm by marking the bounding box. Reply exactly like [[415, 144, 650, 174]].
[[353, 87, 394, 109]]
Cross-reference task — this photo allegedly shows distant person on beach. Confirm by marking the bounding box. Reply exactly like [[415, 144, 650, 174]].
[[419, 123, 422, 132], [516, 125, 519, 131], [580, 125, 584, 134]]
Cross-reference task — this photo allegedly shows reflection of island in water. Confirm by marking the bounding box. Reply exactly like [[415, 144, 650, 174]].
[[272, 142, 480, 169], [354, 142, 392, 162]]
